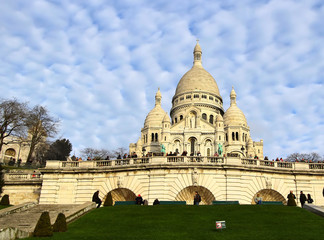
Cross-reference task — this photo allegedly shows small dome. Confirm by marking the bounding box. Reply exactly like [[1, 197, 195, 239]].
[[216, 114, 223, 122], [224, 105, 248, 126], [144, 105, 167, 128], [224, 88, 248, 126], [144, 89, 167, 128], [163, 113, 171, 122]]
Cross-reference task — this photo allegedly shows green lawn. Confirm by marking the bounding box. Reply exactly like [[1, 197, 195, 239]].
[[0, 205, 10, 210], [27, 205, 324, 240]]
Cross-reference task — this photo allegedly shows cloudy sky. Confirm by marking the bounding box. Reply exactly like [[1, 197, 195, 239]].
[[1, 0, 324, 159]]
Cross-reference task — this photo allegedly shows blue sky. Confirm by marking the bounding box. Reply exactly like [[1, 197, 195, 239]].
[[1, 0, 324, 159]]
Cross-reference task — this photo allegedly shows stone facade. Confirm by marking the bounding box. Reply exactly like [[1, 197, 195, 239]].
[[130, 42, 263, 158], [34, 158, 324, 206]]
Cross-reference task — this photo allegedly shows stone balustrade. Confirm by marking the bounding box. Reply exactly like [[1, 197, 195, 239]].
[[43, 157, 324, 172]]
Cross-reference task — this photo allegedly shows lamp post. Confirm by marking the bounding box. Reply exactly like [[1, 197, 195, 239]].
[[142, 147, 146, 157], [241, 146, 245, 157]]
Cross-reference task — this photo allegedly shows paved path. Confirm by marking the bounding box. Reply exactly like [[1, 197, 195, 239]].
[[304, 204, 324, 218], [0, 204, 81, 233]]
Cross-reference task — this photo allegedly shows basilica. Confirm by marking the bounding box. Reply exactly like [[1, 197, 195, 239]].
[[130, 42, 263, 158]]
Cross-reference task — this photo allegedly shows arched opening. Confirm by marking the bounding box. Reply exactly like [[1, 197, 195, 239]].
[[251, 189, 286, 205], [174, 140, 181, 154], [189, 137, 196, 155], [232, 132, 235, 141], [236, 132, 239, 141], [180, 115, 183, 120], [5, 148, 16, 157], [209, 115, 214, 124], [155, 133, 158, 142], [103, 188, 136, 205], [151, 133, 154, 142], [207, 148, 210, 156], [175, 186, 215, 205], [202, 113, 207, 120]]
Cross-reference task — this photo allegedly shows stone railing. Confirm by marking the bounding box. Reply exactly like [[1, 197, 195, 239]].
[[3, 172, 42, 181], [43, 157, 324, 172]]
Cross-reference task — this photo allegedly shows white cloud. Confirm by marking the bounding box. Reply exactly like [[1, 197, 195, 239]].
[[0, 0, 324, 159]]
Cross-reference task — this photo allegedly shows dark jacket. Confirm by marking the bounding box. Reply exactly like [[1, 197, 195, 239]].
[[135, 196, 143, 205], [92, 191, 101, 203], [194, 193, 201, 204], [300, 193, 307, 203]]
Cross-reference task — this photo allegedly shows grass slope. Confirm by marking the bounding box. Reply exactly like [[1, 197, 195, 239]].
[[28, 205, 324, 240]]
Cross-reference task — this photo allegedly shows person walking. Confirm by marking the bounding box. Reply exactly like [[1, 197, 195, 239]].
[[193, 191, 201, 205], [92, 190, 102, 208], [299, 191, 307, 208]]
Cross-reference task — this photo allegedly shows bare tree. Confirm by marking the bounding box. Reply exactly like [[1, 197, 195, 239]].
[[286, 152, 323, 162], [25, 105, 59, 163], [113, 147, 127, 158], [80, 147, 111, 160], [0, 99, 28, 152]]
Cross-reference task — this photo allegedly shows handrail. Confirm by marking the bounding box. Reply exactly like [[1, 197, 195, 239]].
[[39, 157, 324, 172]]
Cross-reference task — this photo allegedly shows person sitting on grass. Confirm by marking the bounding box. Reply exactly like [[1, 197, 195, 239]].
[[254, 194, 262, 204], [135, 194, 143, 205]]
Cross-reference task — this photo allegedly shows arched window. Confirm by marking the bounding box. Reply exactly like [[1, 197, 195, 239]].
[[155, 133, 158, 142], [202, 113, 207, 120], [232, 132, 235, 141], [180, 115, 183, 120], [209, 115, 214, 124], [175, 118, 177, 123], [219, 136, 221, 140], [236, 132, 239, 141], [245, 134, 247, 142], [226, 133, 228, 142], [151, 133, 154, 142], [242, 133, 245, 142], [165, 136, 166, 141]]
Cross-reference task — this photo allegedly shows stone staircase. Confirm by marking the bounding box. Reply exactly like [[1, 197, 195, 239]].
[[0, 202, 96, 239]]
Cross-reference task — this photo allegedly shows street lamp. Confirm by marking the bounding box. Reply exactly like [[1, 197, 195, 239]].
[[241, 146, 245, 157], [142, 147, 146, 157]]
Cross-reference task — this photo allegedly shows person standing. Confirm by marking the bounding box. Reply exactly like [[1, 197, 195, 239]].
[[92, 190, 102, 208], [307, 194, 314, 204], [299, 191, 307, 208], [135, 194, 143, 205], [287, 191, 296, 206], [194, 191, 201, 205]]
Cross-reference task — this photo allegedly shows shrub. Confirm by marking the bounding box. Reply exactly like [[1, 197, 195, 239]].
[[53, 212, 67, 232], [104, 192, 113, 206], [0, 194, 10, 205], [33, 211, 53, 237]]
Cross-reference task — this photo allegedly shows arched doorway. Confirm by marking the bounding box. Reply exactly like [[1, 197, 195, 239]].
[[175, 186, 215, 205], [103, 188, 136, 205], [188, 137, 197, 155], [251, 189, 286, 205]]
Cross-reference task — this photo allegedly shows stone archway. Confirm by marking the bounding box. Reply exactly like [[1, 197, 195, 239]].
[[251, 189, 286, 205], [104, 188, 136, 205], [175, 186, 215, 205]]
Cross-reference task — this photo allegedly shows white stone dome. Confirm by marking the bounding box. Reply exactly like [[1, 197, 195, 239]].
[[144, 89, 167, 128], [163, 113, 171, 122], [224, 88, 248, 126], [175, 65, 221, 97]]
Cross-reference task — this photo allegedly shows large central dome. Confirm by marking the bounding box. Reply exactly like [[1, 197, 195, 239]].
[[174, 41, 221, 98], [175, 65, 221, 96]]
